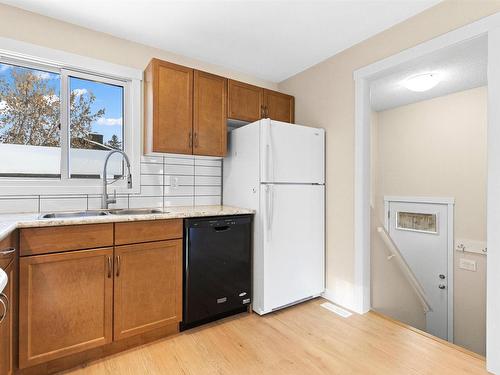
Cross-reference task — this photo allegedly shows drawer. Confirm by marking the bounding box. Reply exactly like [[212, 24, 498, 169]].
[[0, 230, 18, 269], [20, 224, 114, 256], [114, 219, 182, 245]]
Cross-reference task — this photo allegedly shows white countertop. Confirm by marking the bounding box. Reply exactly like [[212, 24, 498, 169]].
[[0, 205, 254, 242]]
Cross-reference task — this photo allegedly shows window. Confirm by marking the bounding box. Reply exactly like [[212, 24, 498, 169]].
[[396, 211, 438, 234], [0, 60, 127, 180], [0, 42, 141, 195], [0, 62, 61, 177], [69, 75, 124, 179]]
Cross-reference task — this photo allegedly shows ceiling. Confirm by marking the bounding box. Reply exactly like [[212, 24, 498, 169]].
[[0, 0, 441, 82], [370, 35, 487, 111]]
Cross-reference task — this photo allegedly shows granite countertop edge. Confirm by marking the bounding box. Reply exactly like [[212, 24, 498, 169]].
[[0, 205, 254, 242]]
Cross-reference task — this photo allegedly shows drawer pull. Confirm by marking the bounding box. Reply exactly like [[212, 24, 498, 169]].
[[0, 247, 15, 257], [0, 293, 8, 324]]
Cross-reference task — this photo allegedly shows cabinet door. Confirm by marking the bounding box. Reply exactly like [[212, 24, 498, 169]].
[[114, 240, 182, 341], [19, 248, 114, 368], [227, 79, 263, 122], [263, 89, 295, 123], [148, 59, 194, 154], [193, 71, 227, 157], [0, 260, 15, 375]]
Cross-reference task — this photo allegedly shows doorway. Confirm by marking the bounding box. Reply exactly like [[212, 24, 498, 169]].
[[367, 35, 487, 354], [354, 14, 500, 373], [354, 22, 494, 361]]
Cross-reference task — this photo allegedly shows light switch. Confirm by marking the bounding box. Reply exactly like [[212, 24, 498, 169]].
[[459, 258, 477, 272]]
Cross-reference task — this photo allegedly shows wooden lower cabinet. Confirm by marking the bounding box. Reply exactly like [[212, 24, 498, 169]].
[[17, 221, 184, 373], [0, 259, 16, 375], [113, 239, 182, 340], [18, 248, 114, 369]]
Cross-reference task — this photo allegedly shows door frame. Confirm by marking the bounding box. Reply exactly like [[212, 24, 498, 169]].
[[353, 11, 500, 373], [384, 196, 455, 342]]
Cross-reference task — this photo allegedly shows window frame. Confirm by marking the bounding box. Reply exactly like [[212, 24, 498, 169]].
[[0, 38, 142, 195]]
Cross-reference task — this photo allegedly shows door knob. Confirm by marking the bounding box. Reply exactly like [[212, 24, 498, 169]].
[[438, 284, 446, 290], [439, 274, 445, 279]]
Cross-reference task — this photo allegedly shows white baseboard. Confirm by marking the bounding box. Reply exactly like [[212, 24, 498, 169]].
[[321, 289, 365, 314]]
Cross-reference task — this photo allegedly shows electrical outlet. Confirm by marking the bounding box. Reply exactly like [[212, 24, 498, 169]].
[[172, 176, 179, 188], [166, 176, 179, 189], [459, 258, 477, 272]]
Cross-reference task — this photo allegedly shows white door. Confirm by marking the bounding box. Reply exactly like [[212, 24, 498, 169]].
[[260, 120, 325, 184], [387, 201, 449, 340], [261, 184, 325, 313]]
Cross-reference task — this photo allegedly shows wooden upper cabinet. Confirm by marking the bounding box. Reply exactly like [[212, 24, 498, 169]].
[[264, 89, 295, 123], [227, 80, 295, 123], [144, 58, 294, 155], [144, 59, 193, 154], [18, 248, 114, 369], [194, 71, 227, 156], [113, 240, 182, 340], [227, 79, 263, 122]]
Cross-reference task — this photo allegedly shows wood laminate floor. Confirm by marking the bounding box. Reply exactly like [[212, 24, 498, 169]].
[[62, 299, 489, 375]]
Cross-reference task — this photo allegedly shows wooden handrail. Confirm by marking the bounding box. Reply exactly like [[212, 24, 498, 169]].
[[377, 226, 432, 314]]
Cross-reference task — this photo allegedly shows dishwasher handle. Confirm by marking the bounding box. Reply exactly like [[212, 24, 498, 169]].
[[213, 225, 231, 232]]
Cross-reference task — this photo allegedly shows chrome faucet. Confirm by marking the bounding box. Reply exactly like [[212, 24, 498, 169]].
[[102, 150, 133, 209]]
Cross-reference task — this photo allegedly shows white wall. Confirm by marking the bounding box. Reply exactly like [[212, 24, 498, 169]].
[[372, 86, 487, 355]]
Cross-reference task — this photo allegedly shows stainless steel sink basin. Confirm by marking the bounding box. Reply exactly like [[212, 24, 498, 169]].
[[39, 208, 164, 219], [107, 208, 163, 215], [40, 210, 110, 219]]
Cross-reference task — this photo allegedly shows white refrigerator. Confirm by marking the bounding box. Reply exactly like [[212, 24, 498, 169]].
[[223, 119, 325, 315]]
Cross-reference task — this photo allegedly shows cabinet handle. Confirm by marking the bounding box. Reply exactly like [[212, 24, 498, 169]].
[[265, 106, 269, 118], [0, 293, 8, 324], [194, 132, 199, 148], [116, 255, 121, 277], [260, 105, 265, 118], [189, 132, 193, 148], [0, 247, 15, 257], [107, 256, 112, 278]]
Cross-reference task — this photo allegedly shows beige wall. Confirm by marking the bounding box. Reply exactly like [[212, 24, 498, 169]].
[[278, 0, 500, 310], [0, 3, 277, 90], [372, 87, 487, 355]]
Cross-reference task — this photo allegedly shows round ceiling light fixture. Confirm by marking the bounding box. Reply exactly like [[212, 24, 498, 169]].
[[402, 72, 441, 92]]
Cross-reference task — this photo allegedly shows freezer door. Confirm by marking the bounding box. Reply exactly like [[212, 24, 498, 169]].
[[260, 120, 325, 184], [261, 184, 325, 312]]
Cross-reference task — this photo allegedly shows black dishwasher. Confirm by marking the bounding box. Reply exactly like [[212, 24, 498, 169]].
[[182, 215, 252, 330]]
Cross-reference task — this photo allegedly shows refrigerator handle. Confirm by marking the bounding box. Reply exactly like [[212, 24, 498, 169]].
[[266, 185, 274, 235], [265, 122, 274, 182], [270, 184, 274, 231], [266, 144, 271, 182]]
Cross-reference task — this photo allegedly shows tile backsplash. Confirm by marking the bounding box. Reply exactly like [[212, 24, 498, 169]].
[[0, 154, 222, 214]]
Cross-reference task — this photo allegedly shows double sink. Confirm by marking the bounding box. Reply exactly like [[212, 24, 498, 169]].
[[39, 208, 163, 219]]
